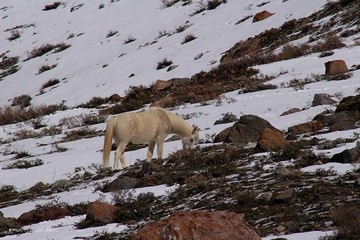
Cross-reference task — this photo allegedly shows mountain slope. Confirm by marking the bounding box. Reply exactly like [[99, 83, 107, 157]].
[[0, 0, 360, 239]]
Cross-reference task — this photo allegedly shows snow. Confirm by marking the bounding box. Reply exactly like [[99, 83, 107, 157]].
[[0, 0, 359, 239]]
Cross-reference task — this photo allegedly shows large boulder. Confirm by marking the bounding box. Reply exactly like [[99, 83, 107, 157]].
[[330, 144, 360, 163], [325, 59, 349, 76], [336, 94, 360, 112], [280, 108, 301, 116], [256, 128, 289, 152], [214, 115, 278, 144], [312, 93, 336, 106], [17, 207, 71, 225], [132, 210, 261, 240], [288, 121, 324, 135], [152, 80, 172, 92], [85, 202, 118, 224], [102, 176, 139, 192]]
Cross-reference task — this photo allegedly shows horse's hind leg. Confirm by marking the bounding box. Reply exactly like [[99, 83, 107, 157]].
[[114, 142, 127, 170], [146, 141, 156, 162]]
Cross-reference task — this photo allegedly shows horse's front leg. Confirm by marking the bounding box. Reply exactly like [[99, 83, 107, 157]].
[[114, 142, 127, 170], [146, 141, 156, 162], [156, 140, 165, 160]]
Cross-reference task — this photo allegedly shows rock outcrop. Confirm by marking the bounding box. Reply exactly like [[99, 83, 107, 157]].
[[214, 114, 278, 144], [133, 210, 261, 240]]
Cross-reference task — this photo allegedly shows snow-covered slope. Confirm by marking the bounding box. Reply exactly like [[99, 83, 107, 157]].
[[1, 0, 328, 106], [1, 0, 360, 239]]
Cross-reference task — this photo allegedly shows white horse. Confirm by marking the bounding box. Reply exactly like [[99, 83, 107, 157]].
[[103, 107, 200, 170]]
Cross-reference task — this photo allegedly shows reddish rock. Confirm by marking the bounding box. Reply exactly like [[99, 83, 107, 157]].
[[132, 210, 261, 240], [152, 80, 172, 91], [288, 121, 323, 135], [253, 10, 274, 22], [325, 59, 349, 76], [86, 202, 118, 224], [17, 207, 71, 225], [280, 108, 301, 116], [256, 128, 289, 152], [213, 127, 230, 143]]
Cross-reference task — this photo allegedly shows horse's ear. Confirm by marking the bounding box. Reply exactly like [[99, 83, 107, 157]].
[[192, 124, 199, 134]]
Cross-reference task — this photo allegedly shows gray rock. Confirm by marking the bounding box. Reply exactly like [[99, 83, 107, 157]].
[[103, 176, 139, 192]]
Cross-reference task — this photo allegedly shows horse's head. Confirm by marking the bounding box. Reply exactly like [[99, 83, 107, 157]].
[[182, 125, 200, 150]]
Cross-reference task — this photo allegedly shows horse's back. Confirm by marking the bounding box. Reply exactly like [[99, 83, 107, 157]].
[[110, 108, 172, 144]]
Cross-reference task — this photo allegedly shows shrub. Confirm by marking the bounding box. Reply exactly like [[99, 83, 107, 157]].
[[37, 64, 57, 74], [0, 103, 66, 126], [0, 56, 19, 70], [192, 0, 226, 14], [275, 43, 311, 61], [311, 34, 345, 52], [181, 34, 197, 44], [11, 95, 32, 108], [113, 189, 158, 223], [106, 30, 118, 38], [62, 127, 102, 142], [78, 96, 108, 108], [8, 30, 21, 41], [43, 2, 62, 11], [330, 204, 360, 240], [156, 58, 173, 70], [14, 151, 32, 159], [124, 36, 136, 44], [41, 79, 60, 90], [161, 0, 181, 7], [3, 159, 44, 170], [25, 43, 71, 61], [13, 129, 41, 140], [207, 0, 226, 10], [176, 24, 190, 33]]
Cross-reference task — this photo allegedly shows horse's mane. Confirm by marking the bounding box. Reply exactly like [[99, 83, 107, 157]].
[[154, 107, 192, 136]]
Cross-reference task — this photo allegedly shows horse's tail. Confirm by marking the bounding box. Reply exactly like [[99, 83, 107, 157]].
[[103, 117, 114, 168]]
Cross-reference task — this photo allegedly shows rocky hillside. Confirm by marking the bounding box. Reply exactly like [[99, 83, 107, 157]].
[[0, 0, 360, 239]]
